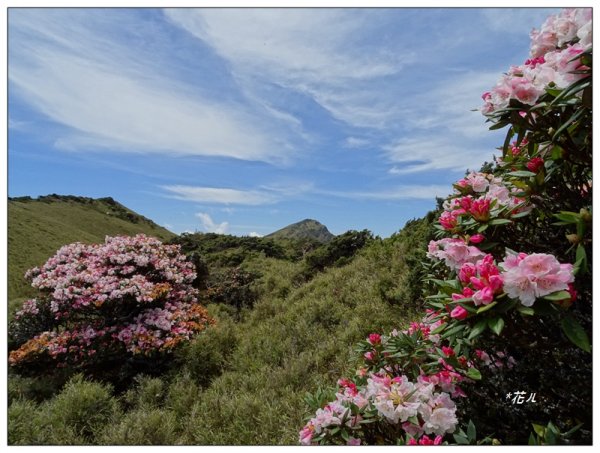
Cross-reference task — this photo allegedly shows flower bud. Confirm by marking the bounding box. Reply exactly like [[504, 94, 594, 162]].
[[566, 233, 581, 244], [580, 208, 592, 223]]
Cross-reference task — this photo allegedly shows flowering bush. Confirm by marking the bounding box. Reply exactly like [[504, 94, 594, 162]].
[[9, 234, 214, 379], [301, 8, 591, 445]]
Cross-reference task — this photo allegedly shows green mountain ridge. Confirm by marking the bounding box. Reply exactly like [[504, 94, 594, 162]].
[[8, 194, 174, 301], [265, 218, 335, 243]]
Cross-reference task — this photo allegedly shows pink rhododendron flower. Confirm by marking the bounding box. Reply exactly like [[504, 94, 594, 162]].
[[450, 306, 468, 320], [458, 263, 477, 284], [469, 198, 491, 222], [526, 157, 544, 173], [442, 346, 455, 357], [427, 239, 486, 271], [500, 252, 574, 306], [368, 333, 382, 345], [469, 234, 485, 244]]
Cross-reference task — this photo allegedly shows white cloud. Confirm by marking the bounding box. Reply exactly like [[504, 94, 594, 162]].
[[343, 137, 370, 149], [383, 137, 494, 174], [9, 9, 291, 164], [319, 185, 451, 201], [248, 232, 262, 238], [162, 185, 278, 205], [196, 212, 229, 234], [165, 9, 414, 129]]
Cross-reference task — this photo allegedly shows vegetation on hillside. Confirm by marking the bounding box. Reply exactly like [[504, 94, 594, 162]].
[[8, 196, 174, 301], [8, 216, 434, 445]]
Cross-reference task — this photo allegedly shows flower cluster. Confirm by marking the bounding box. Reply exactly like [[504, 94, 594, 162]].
[[428, 238, 485, 271], [299, 370, 459, 446], [9, 235, 213, 370], [481, 8, 591, 114], [440, 172, 529, 234], [500, 252, 574, 307]]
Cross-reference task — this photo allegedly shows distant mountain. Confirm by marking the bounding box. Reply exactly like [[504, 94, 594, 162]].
[[265, 219, 335, 243], [8, 195, 175, 301]]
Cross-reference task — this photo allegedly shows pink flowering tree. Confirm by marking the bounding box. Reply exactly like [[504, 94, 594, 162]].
[[300, 8, 591, 446], [9, 234, 214, 381]]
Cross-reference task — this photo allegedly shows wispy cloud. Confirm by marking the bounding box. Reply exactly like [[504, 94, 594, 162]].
[[165, 9, 415, 130], [196, 212, 229, 234], [9, 9, 293, 164], [319, 184, 452, 201], [343, 137, 370, 149], [383, 136, 494, 175], [162, 185, 278, 205]]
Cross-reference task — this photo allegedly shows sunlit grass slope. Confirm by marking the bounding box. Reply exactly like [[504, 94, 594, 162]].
[[8, 195, 174, 301]]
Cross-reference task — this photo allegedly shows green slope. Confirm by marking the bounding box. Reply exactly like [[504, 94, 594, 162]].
[[265, 219, 335, 243], [8, 195, 174, 301]]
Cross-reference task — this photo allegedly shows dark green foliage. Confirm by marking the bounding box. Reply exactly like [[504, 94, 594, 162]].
[[301, 229, 374, 278], [205, 267, 260, 313]]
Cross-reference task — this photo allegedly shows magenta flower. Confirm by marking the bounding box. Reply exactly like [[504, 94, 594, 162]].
[[450, 306, 468, 320], [368, 333, 382, 345], [469, 198, 491, 222], [469, 234, 485, 244], [526, 157, 544, 173]]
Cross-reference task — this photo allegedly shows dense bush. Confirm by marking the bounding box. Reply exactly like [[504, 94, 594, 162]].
[[205, 267, 260, 314], [8, 234, 214, 383], [300, 8, 591, 446], [301, 229, 374, 278]]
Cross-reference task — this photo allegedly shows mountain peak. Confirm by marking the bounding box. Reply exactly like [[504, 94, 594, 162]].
[[265, 219, 334, 243]]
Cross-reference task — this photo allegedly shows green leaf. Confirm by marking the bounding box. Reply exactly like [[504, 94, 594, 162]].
[[407, 415, 419, 425], [489, 218, 512, 226], [487, 317, 505, 336], [476, 301, 497, 314], [528, 433, 538, 446], [575, 244, 587, 274], [441, 324, 466, 340], [511, 210, 531, 219], [562, 422, 584, 438], [553, 211, 579, 223], [453, 434, 470, 445], [466, 367, 482, 380], [467, 420, 477, 442], [561, 314, 591, 352], [553, 108, 584, 140], [532, 423, 546, 438], [542, 290, 571, 301], [517, 305, 535, 316], [468, 319, 487, 340], [340, 429, 350, 442]]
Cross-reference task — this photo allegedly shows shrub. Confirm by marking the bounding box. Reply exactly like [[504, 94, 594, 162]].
[[8, 234, 214, 383], [97, 408, 179, 445]]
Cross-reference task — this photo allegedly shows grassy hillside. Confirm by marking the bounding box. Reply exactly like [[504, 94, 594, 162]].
[[8, 217, 433, 445], [266, 219, 335, 243], [8, 195, 174, 301]]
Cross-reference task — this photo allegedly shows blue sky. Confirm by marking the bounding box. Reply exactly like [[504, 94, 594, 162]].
[[8, 7, 559, 237]]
